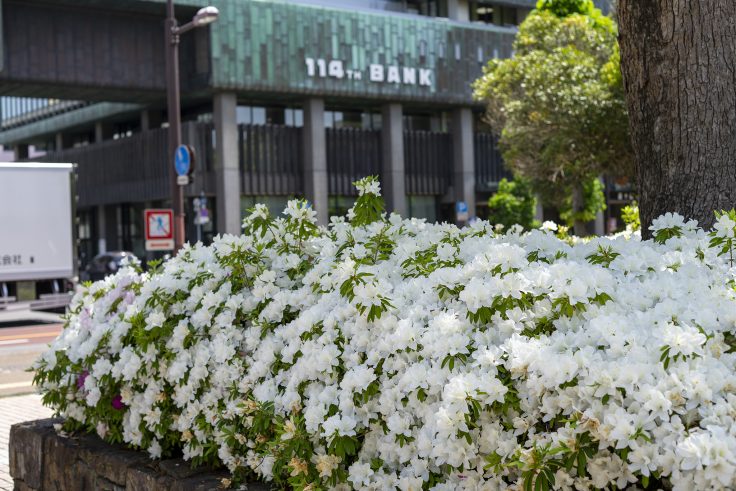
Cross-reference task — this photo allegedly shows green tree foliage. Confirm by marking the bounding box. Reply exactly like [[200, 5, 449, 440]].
[[473, 0, 633, 236], [487, 178, 539, 230], [559, 177, 606, 227], [536, 0, 594, 17], [621, 201, 640, 231]]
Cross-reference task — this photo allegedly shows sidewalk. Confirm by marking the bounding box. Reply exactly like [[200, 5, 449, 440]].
[[0, 393, 54, 491]]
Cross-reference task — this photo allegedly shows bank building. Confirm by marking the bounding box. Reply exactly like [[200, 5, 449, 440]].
[[0, 0, 612, 266]]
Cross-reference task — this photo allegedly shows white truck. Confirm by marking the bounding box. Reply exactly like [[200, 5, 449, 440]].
[[0, 163, 76, 309]]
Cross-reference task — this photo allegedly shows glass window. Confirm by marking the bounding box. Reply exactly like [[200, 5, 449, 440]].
[[324, 111, 336, 128], [236, 105, 267, 125], [361, 112, 382, 130], [252, 107, 266, 125], [408, 195, 438, 222], [238, 106, 296, 126], [285, 108, 304, 127], [404, 113, 449, 132], [241, 195, 294, 218], [335, 111, 362, 129], [236, 106, 253, 125], [112, 122, 138, 140], [117, 203, 145, 258], [325, 110, 379, 130], [302, 0, 446, 17], [328, 196, 355, 219], [473, 3, 495, 23], [77, 209, 95, 269], [265, 108, 285, 125], [404, 0, 442, 16], [470, 2, 525, 26], [404, 114, 431, 131]]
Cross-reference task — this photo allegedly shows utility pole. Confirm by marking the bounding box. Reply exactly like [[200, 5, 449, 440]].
[[164, 1, 218, 251]]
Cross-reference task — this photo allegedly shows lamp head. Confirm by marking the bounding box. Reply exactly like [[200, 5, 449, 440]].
[[192, 6, 219, 26]]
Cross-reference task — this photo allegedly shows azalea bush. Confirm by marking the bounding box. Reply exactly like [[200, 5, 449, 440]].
[[34, 177, 736, 490]]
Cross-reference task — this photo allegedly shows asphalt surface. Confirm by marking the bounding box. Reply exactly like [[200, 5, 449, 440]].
[[0, 309, 63, 398]]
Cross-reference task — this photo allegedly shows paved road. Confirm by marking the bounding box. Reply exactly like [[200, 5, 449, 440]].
[[0, 310, 63, 489], [0, 394, 54, 490], [0, 309, 63, 398]]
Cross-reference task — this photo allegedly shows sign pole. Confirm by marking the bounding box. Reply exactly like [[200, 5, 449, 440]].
[[165, 0, 185, 252]]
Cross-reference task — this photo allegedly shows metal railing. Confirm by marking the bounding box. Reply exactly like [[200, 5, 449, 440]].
[[34, 122, 214, 207], [31, 122, 509, 209], [474, 132, 510, 191], [239, 124, 303, 196], [404, 130, 452, 195], [326, 127, 382, 196]]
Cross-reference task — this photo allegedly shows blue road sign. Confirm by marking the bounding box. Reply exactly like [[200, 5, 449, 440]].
[[456, 201, 469, 222], [174, 145, 191, 176]]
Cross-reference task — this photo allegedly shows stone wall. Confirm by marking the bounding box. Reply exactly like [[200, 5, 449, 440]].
[[9, 418, 270, 491]]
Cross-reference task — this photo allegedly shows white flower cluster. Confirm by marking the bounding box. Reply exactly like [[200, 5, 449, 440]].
[[35, 188, 736, 490]]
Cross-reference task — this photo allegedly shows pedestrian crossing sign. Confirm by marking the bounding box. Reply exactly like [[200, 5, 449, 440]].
[[144, 209, 174, 251]]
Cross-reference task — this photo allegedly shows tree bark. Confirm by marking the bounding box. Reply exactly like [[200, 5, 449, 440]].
[[618, 1, 736, 239], [571, 183, 587, 237]]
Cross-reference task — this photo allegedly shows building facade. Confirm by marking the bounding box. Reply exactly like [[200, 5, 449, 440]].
[[0, 0, 611, 265]]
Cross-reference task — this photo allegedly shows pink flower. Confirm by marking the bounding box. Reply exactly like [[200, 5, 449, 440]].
[[76, 370, 89, 390], [111, 394, 125, 410]]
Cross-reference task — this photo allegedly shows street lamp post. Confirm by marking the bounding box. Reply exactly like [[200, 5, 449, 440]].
[[165, 1, 219, 251]]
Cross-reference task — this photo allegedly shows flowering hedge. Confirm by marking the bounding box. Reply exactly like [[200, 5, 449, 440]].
[[34, 178, 736, 490]]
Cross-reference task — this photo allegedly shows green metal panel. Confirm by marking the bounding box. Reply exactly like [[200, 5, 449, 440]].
[[207, 0, 517, 105]]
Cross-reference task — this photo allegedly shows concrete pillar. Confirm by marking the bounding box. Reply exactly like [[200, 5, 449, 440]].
[[381, 104, 407, 216], [213, 92, 241, 235], [140, 110, 162, 131], [303, 98, 329, 225], [451, 108, 476, 224], [447, 0, 470, 21], [55, 132, 65, 151], [13, 144, 29, 161], [140, 111, 150, 132], [95, 122, 113, 143]]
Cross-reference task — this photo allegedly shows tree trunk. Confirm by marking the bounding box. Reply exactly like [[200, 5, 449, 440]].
[[572, 183, 587, 237], [618, 1, 736, 239]]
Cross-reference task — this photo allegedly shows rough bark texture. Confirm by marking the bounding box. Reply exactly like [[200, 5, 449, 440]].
[[618, 1, 736, 238], [571, 183, 587, 237]]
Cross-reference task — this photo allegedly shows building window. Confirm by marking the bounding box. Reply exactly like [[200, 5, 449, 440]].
[[117, 203, 145, 258], [404, 112, 449, 132], [408, 195, 438, 222], [470, 2, 528, 26], [241, 195, 293, 218], [112, 122, 139, 140], [328, 196, 355, 218], [237, 106, 302, 126], [379, 0, 445, 16], [289, 0, 447, 17], [77, 208, 96, 268], [404, 0, 443, 16], [325, 110, 381, 130], [285, 108, 304, 127]]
